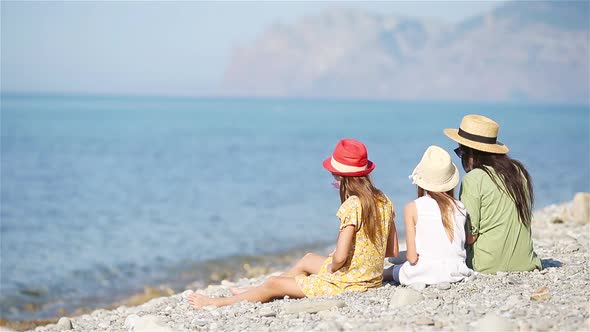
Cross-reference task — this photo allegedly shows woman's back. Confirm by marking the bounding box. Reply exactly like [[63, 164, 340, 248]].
[[444, 114, 542, 274], [461, 167, 542, 273]]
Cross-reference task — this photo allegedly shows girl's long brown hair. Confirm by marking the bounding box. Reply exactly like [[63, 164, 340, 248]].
[[339, 175, 393, 247], [459, 145, 534, 226], [417, 187, 459, 242]]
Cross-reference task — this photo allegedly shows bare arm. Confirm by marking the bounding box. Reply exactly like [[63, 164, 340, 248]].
[[404, 202, 419, 265], [328, 225, 355, 273], [385, 214, 399, 257]]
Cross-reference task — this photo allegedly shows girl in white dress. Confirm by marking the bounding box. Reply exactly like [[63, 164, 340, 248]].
[[383, 145, 473, 285]]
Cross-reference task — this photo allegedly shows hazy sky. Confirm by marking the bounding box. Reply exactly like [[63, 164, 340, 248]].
[[1, 1, 504, 96]]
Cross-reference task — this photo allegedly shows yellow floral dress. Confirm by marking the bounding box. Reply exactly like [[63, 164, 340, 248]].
[[295, 194, 394, 297]]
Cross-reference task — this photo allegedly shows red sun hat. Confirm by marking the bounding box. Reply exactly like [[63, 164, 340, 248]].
[[323, 139, 376, 176]]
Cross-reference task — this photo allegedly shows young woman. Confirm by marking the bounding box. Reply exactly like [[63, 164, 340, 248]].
[[188, 138, 398, 308], [383, 145, 472, 285], [444, 114, 542, 273]]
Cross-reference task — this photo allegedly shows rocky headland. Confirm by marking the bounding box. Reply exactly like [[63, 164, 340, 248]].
[[222, 2, 589, 104]]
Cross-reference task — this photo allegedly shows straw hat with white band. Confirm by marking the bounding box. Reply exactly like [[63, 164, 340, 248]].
[[323, 139, 375, 177], [444, 114, 509, 154], [409, 145, 459, 193]]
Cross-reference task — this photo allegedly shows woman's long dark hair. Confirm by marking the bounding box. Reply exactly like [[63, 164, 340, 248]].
[[459, 145, 534, 226], [339, 175, 394, 247]]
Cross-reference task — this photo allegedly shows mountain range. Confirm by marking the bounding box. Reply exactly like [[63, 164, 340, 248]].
[[222, 1, 589, 104]]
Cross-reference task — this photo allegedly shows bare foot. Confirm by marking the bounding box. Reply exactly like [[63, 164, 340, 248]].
[[187, 292, 216, 309], [230, 287, 249, 295]]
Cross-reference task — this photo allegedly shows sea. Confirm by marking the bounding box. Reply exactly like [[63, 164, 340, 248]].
[[1, 94, 588, 320]]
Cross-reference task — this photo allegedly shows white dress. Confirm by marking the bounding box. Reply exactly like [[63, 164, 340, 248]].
[[398, 195, 473, 285]]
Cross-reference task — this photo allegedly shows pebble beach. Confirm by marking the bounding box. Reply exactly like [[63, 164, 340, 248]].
[[3, 193, 589, 332]]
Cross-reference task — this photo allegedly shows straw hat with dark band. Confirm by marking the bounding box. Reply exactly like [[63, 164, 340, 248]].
[[444, 114, 509, 154]]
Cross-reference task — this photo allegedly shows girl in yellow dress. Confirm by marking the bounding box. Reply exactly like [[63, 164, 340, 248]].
[[188, 138, 398, 309]]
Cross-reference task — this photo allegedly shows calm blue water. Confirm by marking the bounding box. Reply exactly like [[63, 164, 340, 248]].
[[1, 95, 589, 320]]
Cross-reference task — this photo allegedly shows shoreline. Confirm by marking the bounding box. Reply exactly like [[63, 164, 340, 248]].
[[2, 193, 589, 332], [0, 244, 336, 331]]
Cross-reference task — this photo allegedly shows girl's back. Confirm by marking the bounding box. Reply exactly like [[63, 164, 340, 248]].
[[398, 195, 472, 285], [331, 194, 393, 285], [414, 195, 466, 262]]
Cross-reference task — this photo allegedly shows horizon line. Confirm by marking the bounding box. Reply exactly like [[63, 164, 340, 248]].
[[1, 91, 588, 108]]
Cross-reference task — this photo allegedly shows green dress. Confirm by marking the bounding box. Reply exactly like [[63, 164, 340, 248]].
[[460, 167, 542, 273]]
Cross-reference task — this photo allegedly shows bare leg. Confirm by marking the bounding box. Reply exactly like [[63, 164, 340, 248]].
[[188, 276, 305, 309], [281, 252, 327, 277], [230, 253, 326, 295], [229, 286, 249, 295]]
